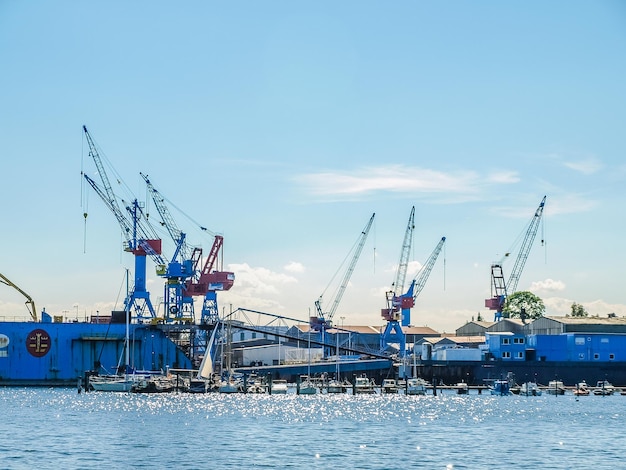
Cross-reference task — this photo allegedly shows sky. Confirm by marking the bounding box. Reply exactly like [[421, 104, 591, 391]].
[[1, 1, 625, 333]]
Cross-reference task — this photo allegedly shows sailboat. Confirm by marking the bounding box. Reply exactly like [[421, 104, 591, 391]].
[[218, 316, 243, 393], [298, 332, 317, 395], [326, 327, 346, 393], [90, 272, 138, 392], [188, 325, 220, 393]]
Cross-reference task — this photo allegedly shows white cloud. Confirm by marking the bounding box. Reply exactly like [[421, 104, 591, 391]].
[[294, 165, 493, 198], [529, 278, 566, 293], [542, 297, 626, 318], [284, 261, 305, 273], [563, 157, 603, 175]]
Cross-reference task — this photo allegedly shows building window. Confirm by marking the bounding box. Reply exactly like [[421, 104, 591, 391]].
[[252, 332, 257, 339], [575, 337, 585, 345], [502, 338, 510, 345], [609, 354, 615, 360], [502, 351, 511, 358], [516, 352, 524, 359], [513, 337, 525, 344], [594, 353, 600, 360], [239, 332, 245, 341]]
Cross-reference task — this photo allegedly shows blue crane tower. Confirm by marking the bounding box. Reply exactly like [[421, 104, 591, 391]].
[[310, 213, 375, 355], [380, 206, 446, 358], [141, 173, 234, 326], [82, 126, 167, 321], [142, 173, 196, 323], [485, 196, 546, 321]]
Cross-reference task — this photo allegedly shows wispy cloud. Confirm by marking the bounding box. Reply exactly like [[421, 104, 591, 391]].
[[294, 164, 518, 199], [563, 157, 603, 175]]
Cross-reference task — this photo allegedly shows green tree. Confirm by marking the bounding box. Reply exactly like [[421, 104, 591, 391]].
[[570, 302, 588, 317], [502, 291, 545, 321]]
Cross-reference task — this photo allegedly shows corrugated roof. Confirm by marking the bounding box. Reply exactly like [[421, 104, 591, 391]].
[[544, 315, 626, 325]]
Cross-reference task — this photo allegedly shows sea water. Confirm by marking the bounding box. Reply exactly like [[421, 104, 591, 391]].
[[1, 387, 623, 469]]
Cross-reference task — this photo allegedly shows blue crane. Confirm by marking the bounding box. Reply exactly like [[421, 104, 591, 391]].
[[142, 173, 235, 326], [485, 196, 546, 321], [82, 126, 165, 321], [380, 230, 446, 358], [141, 173, 196, 323]]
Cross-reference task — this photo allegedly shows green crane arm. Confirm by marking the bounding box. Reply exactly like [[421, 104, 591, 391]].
[[0, 273, 37, 322]]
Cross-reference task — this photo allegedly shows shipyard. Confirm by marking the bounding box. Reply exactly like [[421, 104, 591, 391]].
[[1, 136, 626, 394]]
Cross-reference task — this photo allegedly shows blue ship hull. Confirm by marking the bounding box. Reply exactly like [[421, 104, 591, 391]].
[[0, 321, 192, 386]]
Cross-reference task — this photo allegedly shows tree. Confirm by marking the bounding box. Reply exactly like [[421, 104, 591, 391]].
[[570, 302, 588, 317], [502, 291, 545, 321]]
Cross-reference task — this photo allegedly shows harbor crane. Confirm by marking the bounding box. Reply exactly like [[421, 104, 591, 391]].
[[381, 231, 446, 357], [141, 173, 196, 323], [0, 273, 37, 322], [82, 126, 165, 320], [184, 236, 235, 326], [142, 173, 234, 325], [485, 196, 546, 321], [310, 213, 375, 352]]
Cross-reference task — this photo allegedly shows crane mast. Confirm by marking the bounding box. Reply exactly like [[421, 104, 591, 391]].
[[392, 206, 415, 302], [185, 235, 235, 326], [381, 235, 446, 359], [141, 173, 198, 323], [310, 213, 375, 332], [486, 196, 546, 321], [82, 126, 163, 320]]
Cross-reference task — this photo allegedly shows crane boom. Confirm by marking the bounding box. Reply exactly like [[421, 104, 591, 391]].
[[0, 273, 37, 322], [507, 196, 546, 294], [141, 173, 188, 261], [412, 236, 447, 299], [380, 235, 446, 357], [486, 196, 546, 320], [311, 213, 375, 331], [392, 206, 415, 299]]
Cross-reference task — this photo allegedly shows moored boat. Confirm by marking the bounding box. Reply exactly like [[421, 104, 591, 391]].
[[490, 379, 511, 396], [573, 381, 590, 396], [593, 380, 616, 396], [455, 381, 469, 395], [298, 376, 317, 395], [270, 379, 289, 394], [519, 381, 542, 396], [406, 377, 428, 396], [545, 380, 566, 395], [381, 378, 398, 394], [354, 375, 376, 394]]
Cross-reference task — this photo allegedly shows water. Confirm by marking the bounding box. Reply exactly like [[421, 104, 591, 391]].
[[1, 388, 623, 469]]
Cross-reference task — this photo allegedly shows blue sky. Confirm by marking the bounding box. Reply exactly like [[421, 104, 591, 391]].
[[1, 1, 625, 332]]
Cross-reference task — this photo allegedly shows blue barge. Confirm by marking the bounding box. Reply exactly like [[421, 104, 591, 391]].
[[0, 319, 192, 386]]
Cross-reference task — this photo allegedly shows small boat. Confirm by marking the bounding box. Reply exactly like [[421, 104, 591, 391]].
[[353, 375, 376, 394], [298, 376, 317, 395], [519, 381, 542, 396], [406, 377, 428, 396], [89, 374, 135, 392], [326, 379, 348, 394], [455, 381, 469, 395], [593, 380, 616, 396], [381, 378, 399, 394], [490, 379, 511, 396], [270, 379, 289, 394], [573, 381, 590, 396], [218, 378, 243, 394], [545, 380, 566, 395], [131, 374, 177, 393]]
